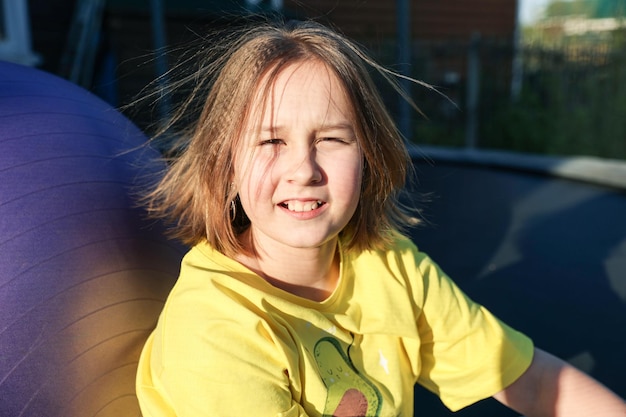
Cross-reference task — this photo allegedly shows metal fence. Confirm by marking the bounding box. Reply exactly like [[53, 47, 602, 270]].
[[370, 36, 626, 158]]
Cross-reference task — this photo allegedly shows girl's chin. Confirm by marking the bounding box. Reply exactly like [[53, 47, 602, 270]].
[[252, 232, 339, 251]]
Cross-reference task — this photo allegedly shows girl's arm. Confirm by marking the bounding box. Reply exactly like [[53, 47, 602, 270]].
[[493, 347, 626, 416]]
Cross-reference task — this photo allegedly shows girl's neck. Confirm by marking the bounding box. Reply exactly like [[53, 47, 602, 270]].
[[235, 230, 340, 302]]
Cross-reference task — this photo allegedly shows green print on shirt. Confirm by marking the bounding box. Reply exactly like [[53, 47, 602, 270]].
[[314, 337, 382, 417]]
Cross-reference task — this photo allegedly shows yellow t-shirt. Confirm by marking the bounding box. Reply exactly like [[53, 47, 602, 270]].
[[137, 234, 533, 416]]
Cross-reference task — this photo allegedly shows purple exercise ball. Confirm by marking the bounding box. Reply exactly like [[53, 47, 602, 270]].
[[0, 60, 181, 417]]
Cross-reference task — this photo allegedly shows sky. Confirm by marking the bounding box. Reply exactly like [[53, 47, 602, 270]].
[[520, 0, 552, 23]]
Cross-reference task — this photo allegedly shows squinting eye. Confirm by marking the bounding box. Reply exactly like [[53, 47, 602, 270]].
[[320, 137, 345, 143], [260, 138, 283, 146]]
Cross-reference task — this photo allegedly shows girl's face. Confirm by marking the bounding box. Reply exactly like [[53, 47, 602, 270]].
[[235, 61, 363, 253]]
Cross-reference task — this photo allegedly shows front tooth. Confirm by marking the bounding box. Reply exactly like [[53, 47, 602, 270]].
[[290, 201, 304, 212], [285, 201, 321, 212]]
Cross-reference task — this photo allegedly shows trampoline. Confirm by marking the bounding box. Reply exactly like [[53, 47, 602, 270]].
[[409, 148, 626, 416]]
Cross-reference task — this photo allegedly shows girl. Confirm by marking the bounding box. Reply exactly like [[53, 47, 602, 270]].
[[136, 20, 626, 416]]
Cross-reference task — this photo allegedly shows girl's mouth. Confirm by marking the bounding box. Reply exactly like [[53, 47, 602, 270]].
[[280, 200, 325, 212]]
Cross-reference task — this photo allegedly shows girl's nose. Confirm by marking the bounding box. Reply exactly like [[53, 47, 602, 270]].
[[286, 147, 322, 185]]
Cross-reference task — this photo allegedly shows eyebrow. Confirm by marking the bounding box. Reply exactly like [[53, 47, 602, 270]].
[[259, 122, 356, 135]]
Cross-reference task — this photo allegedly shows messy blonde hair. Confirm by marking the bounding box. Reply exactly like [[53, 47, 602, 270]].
[[145, 19, 417, 257]]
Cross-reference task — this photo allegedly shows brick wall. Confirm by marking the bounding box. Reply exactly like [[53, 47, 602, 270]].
[[284, 0, 517, 41]]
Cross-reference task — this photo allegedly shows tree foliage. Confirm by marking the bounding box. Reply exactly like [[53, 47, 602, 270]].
[[544, 0, 625, 19]]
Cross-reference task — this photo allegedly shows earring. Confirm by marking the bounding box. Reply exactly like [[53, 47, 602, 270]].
[[228, 181, 239, 220]]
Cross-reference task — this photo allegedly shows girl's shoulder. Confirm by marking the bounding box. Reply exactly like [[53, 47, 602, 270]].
[[181, 241, 232, 270], [352, 230, 428, 265], [348, 231, 437, 283], [167, 242, 269, 308]]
